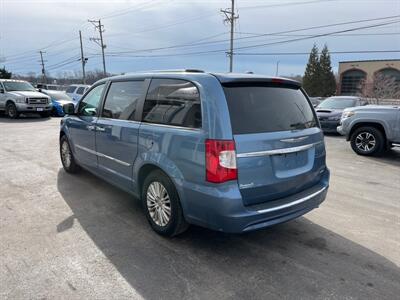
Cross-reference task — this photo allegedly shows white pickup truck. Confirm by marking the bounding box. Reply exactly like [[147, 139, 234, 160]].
[[0, 79, 52, 118]]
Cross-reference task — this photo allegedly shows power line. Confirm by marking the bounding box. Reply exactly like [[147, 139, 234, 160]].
[[104, 15, 400, 56], [235, 50, 400, 56]]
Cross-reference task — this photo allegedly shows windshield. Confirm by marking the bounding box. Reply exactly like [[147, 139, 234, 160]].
[[317, 98, 357, 109], [48, 92, 72, 101], [223, 84, 317, 134], [3, 81, 36, 92]]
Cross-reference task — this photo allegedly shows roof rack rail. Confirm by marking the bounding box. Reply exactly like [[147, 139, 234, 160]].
[[140, 69, 205, 73]]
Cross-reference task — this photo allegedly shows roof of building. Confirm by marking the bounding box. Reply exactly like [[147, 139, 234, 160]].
[[339, 59, 400, 64]]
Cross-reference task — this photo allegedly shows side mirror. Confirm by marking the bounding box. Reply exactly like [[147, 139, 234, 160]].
[[0, 89, 4, 93], [63, 103, 75, 115]]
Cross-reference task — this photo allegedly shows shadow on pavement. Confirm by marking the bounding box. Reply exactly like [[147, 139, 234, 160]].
[[57, 169, 400, 299], [0, 113, 50, 122]]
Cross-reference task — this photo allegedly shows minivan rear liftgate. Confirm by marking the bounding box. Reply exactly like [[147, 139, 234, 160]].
[[222, 81, 327, 206]]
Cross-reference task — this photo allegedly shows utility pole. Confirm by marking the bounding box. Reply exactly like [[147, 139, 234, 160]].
[[221, 0, 238, 72], [79, 30, 88, 84], [88, 19, 106, 76], [39, 51, 47, 83]]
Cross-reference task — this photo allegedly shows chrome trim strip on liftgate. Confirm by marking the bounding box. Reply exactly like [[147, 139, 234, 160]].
[[236, 142, 320, 158], [256, 186, 327, 214], [75, 144, 131, 167]]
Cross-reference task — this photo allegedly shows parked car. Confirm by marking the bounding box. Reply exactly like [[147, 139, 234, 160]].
[[337, 105, 400, 156], [36, 83, 62, 91], [59, 70, 330, 236], [40, 90, 75, 117], [309, 97, 324, 107], [0, 79, 52, 118], [315, 96, 367, 133], [65, 84, 90, 102]]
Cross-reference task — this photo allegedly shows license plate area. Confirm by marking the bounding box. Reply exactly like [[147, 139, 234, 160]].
[[36, 108, 44, 112], [271, 149, 313, 178]]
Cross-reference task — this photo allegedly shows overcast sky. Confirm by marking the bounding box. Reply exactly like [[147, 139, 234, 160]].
[[0, 0, 399, 78]]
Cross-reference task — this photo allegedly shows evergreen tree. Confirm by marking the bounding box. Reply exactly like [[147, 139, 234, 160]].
[[319, 44, 337, 97], [302, 44, 320, 96], [0, 66, 12, 79]]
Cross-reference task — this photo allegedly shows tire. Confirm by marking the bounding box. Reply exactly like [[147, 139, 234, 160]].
[[141, 170, 189, 237], [60, 135, 80, 173], [40, 111, 51, 118], [350, 126, 385, 156], [6, 102, 19, 119]]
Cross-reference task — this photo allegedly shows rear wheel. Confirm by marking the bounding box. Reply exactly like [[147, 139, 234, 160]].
[[350, 126, 385, 156], [142, 170, 188, 237], [60, 135, 80, 173], [6, 103, 19, 119]]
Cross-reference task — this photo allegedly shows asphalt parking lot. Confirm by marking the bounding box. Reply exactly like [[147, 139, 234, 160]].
[[0, 115, 399, 300]]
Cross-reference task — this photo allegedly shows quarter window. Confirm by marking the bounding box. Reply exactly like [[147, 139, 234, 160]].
[[142, 79, 201, 128], [78, 84, 105, 117], [102, 81, 145, 120], [76, 87, 86, 95], [66, 86, 76, 93]]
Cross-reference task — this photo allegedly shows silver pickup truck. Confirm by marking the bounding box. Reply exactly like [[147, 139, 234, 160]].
[[337, 105, 400, 156], [0, 79, 52, 118]]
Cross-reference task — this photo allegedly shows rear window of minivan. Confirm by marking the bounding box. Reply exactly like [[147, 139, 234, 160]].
[[223, 83, 317, 134]]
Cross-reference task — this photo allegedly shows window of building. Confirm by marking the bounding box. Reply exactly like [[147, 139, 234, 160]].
[[142, 79, 202, 128], [340, 70, 366, 95]]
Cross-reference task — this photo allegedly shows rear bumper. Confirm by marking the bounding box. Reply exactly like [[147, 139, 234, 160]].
[[181, 168, 330, 233]]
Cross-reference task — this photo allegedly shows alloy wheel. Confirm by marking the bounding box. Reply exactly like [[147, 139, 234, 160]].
[[146, 181, 171, 227], [355, 132, 376, 152], [61, 140, 72, 168]]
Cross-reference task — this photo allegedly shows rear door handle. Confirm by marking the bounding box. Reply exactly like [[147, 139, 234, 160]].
[[96, 126, 106, 132]]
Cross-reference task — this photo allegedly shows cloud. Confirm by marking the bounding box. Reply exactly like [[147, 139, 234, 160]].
[[1, 0, 399, 76]]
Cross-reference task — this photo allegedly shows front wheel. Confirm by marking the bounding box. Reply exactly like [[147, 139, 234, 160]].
[[60, 135, 80, 173], [142, 170, 188, 237], [350, 126, 385, 156], [6, 103, 19, 119]]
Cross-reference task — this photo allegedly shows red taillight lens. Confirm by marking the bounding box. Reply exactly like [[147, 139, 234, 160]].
[[205, 139, 237, 183]]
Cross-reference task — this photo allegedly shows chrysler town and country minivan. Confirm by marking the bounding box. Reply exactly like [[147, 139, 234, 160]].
[[59, 70, 330, 236]]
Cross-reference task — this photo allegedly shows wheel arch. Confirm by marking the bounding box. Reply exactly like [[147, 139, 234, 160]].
[[349, 122, 387, 142], [135, 159, 187, 213]]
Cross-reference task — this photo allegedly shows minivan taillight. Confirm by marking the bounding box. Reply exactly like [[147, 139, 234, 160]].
[[205, 139, 237, 183]]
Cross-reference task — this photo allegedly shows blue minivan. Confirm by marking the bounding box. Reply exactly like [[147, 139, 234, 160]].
[[59, 70, 330, 236]]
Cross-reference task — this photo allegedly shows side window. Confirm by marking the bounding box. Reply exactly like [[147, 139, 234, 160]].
[[78, 84, 105, 117], [66, 86, 76, 93], [102, 81, 144, 120], [142, 79, 202, 128], [76, 87, 85, 95]]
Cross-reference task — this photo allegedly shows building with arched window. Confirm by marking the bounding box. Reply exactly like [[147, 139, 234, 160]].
[[338, 59, 400, 96]]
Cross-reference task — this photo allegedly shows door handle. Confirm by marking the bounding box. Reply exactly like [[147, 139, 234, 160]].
[[87, 125, 95, 131], [96, 126, 106, 132]]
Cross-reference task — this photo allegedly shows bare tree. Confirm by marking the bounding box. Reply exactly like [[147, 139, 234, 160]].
[[359, 73, 400, 105]]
